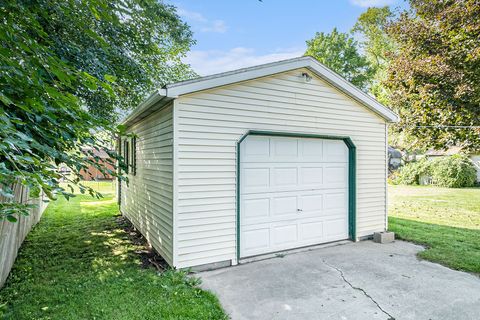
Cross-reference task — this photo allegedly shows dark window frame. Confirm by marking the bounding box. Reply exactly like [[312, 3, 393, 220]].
[[131, 136, 137, 176], [123, 139, 129, 174]]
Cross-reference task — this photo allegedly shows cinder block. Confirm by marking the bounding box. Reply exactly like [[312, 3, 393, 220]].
[[373, 231, 395, 244]]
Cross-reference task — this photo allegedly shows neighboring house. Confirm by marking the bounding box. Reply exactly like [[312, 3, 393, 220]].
[[79, 148, 114, 181], [118, 56, 399, 270], [425, 146, 480, 182]]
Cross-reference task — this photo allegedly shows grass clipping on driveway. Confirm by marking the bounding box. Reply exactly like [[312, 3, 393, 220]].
[[388, 185, 480, 275], [0, 190, 226, 319]]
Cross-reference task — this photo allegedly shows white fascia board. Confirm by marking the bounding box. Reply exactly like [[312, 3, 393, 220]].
[[164, 58, 309, 98], [121, 89, 169, 127]]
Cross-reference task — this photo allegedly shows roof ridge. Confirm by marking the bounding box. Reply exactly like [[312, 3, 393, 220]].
[[165, 56, 313, 89]]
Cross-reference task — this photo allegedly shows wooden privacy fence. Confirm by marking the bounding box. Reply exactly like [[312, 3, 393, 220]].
[[0, 183, 49, 288]]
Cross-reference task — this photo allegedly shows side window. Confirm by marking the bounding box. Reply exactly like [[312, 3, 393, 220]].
[[117, 137, 122, 163], [123, 139, 129, 174], [131, 136, 137, 176]]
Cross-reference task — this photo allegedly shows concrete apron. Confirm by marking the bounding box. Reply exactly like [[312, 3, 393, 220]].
[[198, 240, 480, 320]]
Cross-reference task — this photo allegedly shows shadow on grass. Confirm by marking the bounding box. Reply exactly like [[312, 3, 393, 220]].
[[389, 217, 480, 275], [0, 194, 226, 320]]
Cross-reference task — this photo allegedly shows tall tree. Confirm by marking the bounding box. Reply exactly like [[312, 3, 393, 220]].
[[0, 0, 194, 221], [352, 6, 395, 104], [37, 0, 196, 121], [305, 28, 373, 90], [385, 0, 480, 151]]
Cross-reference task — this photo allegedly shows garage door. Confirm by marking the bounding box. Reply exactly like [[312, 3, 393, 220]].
[[239, 135, 349, 258]]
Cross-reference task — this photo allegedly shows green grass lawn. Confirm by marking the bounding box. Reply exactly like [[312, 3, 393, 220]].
[[0, 183, 226, 320], [61, 180, 117, 195], [388, 185, 480, 274]]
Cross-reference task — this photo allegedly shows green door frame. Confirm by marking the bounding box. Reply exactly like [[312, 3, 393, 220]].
[[236, 130, 356, 261]]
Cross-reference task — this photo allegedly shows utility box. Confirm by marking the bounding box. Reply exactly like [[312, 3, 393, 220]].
[[373, 232, 395, 244]]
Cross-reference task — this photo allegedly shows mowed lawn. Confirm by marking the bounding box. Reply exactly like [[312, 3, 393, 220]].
[[0, 182, 226, 320], [388, 185, 480, 274]]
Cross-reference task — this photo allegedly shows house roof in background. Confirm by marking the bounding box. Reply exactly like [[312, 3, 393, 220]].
[[122, 56, 399, 127], [81, 147, 111, 159]]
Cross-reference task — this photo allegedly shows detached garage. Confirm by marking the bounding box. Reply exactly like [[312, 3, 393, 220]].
[[118, 56, 399, 270]]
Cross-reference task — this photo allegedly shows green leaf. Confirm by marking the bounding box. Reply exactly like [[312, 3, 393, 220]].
[[0, 93, 14, 106], [104, 74, 117, 83], [81, 72, 98, 91], [117, 124, 127, 134], [50, 65, 71, 84]]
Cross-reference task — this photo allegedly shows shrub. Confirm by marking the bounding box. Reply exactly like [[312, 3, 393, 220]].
[[395, 155, 477, 188], [430, 155, 477, 188], [396, 158, 431, 185], [387, 171, 400, 185]]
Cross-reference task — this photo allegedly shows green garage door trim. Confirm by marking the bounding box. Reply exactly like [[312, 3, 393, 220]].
[[236, 130, 357, 261]]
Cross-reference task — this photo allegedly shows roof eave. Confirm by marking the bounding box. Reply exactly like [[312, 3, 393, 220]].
[[121, 89, 171, 127], [164, 57, 310, 98]]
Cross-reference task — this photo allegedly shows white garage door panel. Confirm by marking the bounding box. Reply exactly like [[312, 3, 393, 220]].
[[241, 165, 347, 194], [273, 224, 298, 245], [299, 221, 323, 240], [325, 218, 348, 238], [301, 167, 323, 185], [243, 228, 270, 252], [240, 136, 349, 258]]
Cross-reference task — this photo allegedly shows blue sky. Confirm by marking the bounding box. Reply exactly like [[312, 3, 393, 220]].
[[171, 0, 408, 75]]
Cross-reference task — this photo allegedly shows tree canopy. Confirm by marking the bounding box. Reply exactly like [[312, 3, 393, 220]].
[[352, 7, 394, 74], [37, 0, 196, 121], [352, 6, 394, 104], [0, 0, 195, 221], [385, 0, 480, 151], [305, 27, 373, 90]]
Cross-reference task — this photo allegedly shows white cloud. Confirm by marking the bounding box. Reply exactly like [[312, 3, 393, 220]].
[[176, 8, 207, 23], [184, 47, 305, 76], [200, 20, 227, 33], [177, 8, 227, 33], [350, 0, 396, 7]]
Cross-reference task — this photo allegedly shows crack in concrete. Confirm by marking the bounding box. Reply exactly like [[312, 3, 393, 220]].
[[322, 260, 396, 320]]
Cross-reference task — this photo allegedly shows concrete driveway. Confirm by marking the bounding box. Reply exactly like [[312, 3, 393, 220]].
[[199, 241, 480, 320]]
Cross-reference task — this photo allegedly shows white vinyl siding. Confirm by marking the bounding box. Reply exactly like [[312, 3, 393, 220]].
[[121, 103, 174, 265], [174, 68, 387, 268]]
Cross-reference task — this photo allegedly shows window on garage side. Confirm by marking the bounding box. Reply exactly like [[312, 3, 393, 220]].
[[123, 139, 129, 174], [131, 136, 137, 176]]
